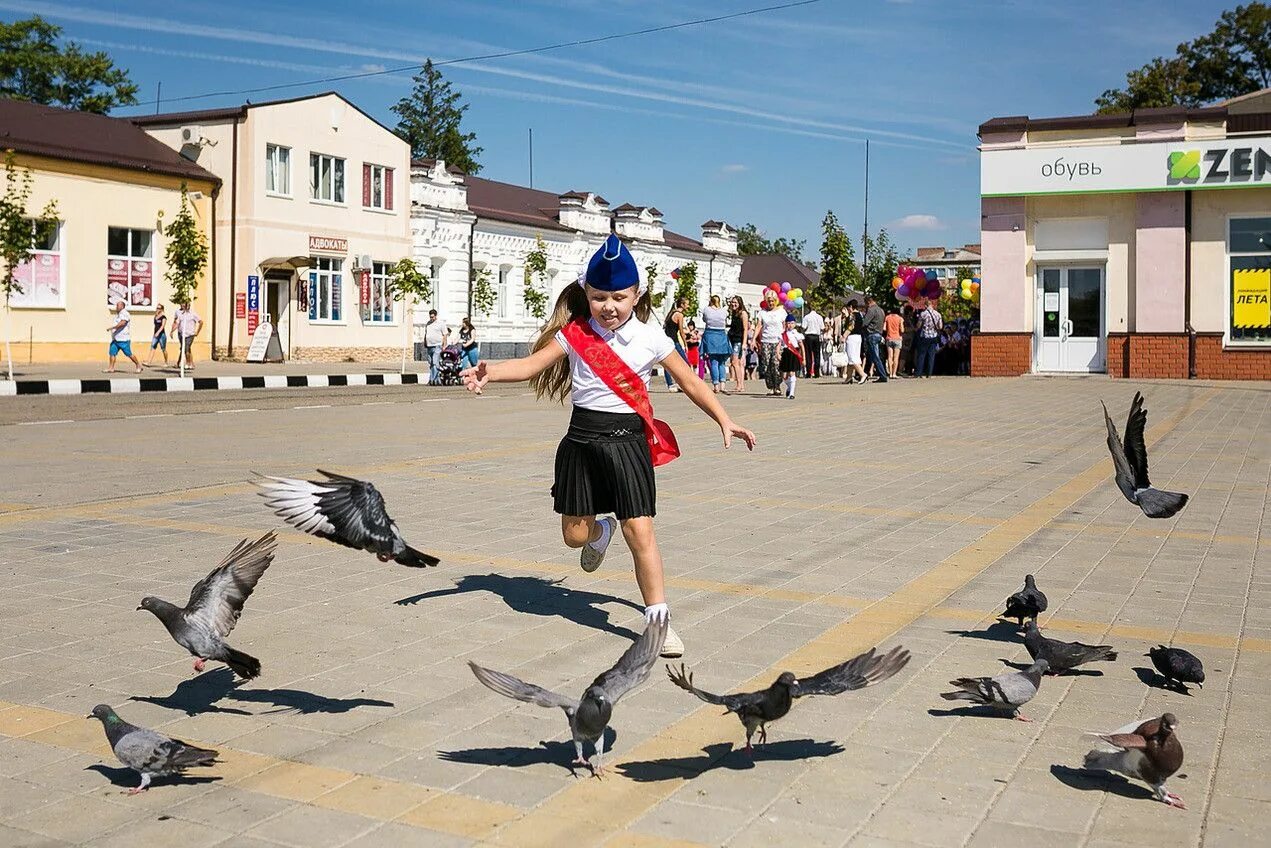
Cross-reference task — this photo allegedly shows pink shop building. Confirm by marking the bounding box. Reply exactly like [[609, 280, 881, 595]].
[[973, 89, 1271, 380]]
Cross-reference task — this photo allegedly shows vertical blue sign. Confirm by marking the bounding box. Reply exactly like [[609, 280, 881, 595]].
[[246, 274, 260, 313], [308, 272, 317, 320]]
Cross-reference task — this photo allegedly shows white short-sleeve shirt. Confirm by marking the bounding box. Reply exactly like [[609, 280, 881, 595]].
[[555, 316, 675, 413], [112, 309, 132, 342], [802, 311, 824, 335], [756, 307, 786, 344]]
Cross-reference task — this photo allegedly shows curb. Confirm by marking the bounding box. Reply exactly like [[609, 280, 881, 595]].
[[0, 373, 425, 397]]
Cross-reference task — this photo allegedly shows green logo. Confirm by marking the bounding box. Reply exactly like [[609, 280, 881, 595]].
[[1168, 150, 1201, 181]]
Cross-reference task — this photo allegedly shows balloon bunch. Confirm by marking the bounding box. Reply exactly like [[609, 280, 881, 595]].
[[891, 266, 941, 305], [766, 281, 804, 312], [959, 276, 981, 302]]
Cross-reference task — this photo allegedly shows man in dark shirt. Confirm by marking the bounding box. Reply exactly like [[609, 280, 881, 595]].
[[862, 295, 888, 383]]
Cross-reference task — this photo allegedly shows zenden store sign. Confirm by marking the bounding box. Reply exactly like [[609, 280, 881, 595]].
[[982, 136, 1271, 197]]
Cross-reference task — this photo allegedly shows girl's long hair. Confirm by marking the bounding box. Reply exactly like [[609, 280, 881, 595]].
[[529, 283, 653, 403]]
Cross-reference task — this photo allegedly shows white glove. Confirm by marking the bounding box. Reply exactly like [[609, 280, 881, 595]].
[[644, 602, 669, 624]]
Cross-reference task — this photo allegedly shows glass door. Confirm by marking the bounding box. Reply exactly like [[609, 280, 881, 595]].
[[1035, 266, 1105, 373]]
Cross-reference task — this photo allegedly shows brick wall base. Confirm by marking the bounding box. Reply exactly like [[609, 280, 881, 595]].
[[971, 332, 1032, 376], [1110, 333, 1190, 380], [1194, 334, 1271, 380]]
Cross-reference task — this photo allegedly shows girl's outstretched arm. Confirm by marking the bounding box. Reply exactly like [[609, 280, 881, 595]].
[[662, 352, 756, 451], [462, 343, 565, 392]]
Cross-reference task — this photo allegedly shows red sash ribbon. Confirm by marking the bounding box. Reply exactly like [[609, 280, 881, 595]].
[[561, 318, 680, 467], [781, 331, 804, 363]]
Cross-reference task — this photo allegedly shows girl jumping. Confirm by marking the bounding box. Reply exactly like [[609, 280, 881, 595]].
[[461, 235, 756, 657]]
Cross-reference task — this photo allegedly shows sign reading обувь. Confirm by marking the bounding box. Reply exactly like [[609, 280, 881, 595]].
[[981, 136, 1271, 197]]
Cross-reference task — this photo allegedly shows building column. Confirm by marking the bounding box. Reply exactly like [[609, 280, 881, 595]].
[[1128, 192, 1188, 378], [972, 195, 1031, 376]]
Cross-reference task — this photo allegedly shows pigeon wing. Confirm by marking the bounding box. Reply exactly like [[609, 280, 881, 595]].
[[1101, 401, 1138, 501], [792, 645, 911, 698], [590, 618, 667, 704], [257, 471, 394, 554], [1122, 392, 1151, 489], [468, 662, 576, 714], [665, 664, 763, 714], [184, 532, 276, 638]]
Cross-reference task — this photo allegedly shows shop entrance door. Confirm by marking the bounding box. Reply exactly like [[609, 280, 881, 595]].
[[264, 273, 290, 359], [1035, 266, 1105, 373]]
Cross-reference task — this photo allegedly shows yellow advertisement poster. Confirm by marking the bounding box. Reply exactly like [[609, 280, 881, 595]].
[[1233, 268, 1271, 329]]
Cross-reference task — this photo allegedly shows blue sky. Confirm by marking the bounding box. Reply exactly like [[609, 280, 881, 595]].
[[4, 0, 1239, 259]]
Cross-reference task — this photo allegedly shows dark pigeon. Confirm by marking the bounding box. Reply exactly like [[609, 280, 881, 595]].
[[667, 645, 910, 755], [1024, 620, 1116, 674], [940, 658, 1047, 721], [1003, 575, 1047, 628], [468, 618, 666, 776], [138, 532, 275, 679], [1102, 392, 1189, 518], [88, 704, 218, 794], [1147, 646, 1204, 692], [1083, 713, 1185, 808], [258, 470, 440, 567]]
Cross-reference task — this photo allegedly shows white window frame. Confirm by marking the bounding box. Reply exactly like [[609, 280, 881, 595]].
[[364, 163, 392, 211], [367, 260, 395, 324], [10, 219, 66, 309], [107, 226, 157, 310], [497, 265, 510, 318], [311, 255, 343, 323], [265, 144, 291, 197], [1225, 213, 1271, 348], [309, 152, 346, 204], [428, 259, 442, 312]]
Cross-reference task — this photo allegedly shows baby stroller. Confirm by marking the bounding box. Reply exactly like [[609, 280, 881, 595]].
[[437, 344, 464, 386]]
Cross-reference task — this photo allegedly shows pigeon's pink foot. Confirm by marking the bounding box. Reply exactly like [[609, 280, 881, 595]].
[[744, 742, 754, 758], [192, 658, 206, 673], [570, 757, 589, 769], [377, 553, 391, 562], [125, 786, 148, 796], [1165, 793, 1186, 809], [1013, 714, 1033, 723]]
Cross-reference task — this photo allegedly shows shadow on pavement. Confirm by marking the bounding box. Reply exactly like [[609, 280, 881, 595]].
[[395, 574, 643, 639], [1000, 658, 1104, 677], [945, 620, 1022, 644], [1133, 665, 1196, 695], [618, 739, 844, 781], [130, 668, 394, 716], [1050, 764, 1156, 801], [85, 763, 222, 791], [928, 706, 1021, 721], [439, 731, 616, 778]]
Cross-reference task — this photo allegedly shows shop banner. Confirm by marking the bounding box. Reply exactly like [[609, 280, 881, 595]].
[[235, 292, 247, 318], [332, 273, 342, 321], [247, 310, 259, 335], [359, 269, 371, 307], [308, 272, 317, 320], [247, 274, 260, 313], [1232, 268, 1271, 329], [10, 253, 61, 308], [130, 260, 152, 307], [107, 258, 129, 305]]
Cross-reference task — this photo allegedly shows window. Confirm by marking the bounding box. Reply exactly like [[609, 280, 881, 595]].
[[309, 153, 345, 203], [10, 219, 64, 308], [368, 261, 394, 323], [106, 227, 155, 307], [497, 266, 513, 318], [362, 163, 394, 210], [429, 260, 442, 311], [1229, 216, 1271, 345], [308, 256, 343, 322], [266, 144, 291, 196]]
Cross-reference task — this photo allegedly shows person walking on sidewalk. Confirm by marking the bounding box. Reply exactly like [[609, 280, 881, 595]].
[[700, 295, 732, 394], [841, 300, 867, 385], [662, 297, 688, 392], [459, 317, 480, 370], [862, 295, 888, 383], [145, 304, 169, 367], [461, 234, 756, 659], [801, 306, 824, 378], [105, 300, 143, 373], [884, 306, 904, 379], [778, 313, 805, 399], [422, 310, 450, 385], [171, 301, 203, 371], [914, 300, 944, 378], [754, 290, 787, 396]]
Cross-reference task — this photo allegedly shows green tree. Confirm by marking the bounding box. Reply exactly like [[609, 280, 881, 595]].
[[0, 16, 138, 113], [817, 210, 858, 306], [522, 236, 549, 321], [392, 59, 483, 174], [736, 222, 807, 263], [645, 261, 666, 309], [1095, 2, 1270, 112], [861, 227, 902, 309], [672, 262, 699, 318], [470, 266, 495, 317], [389, 257, 432, 374], [162, 185, 207, 308], [0, 150, 58, 380]]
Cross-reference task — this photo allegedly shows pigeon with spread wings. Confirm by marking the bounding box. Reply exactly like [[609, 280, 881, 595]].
[[257, 470, 440, 567], [137, 532, 276, 679], [468, 618, 666, 776], [1102, 392, 1189, 518], [667, 645, 910, 755]]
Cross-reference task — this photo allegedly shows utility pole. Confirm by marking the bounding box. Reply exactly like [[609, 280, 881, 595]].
[[528, 128, 534, 188], [155, 81, 162, 114], [861, 138, 870, 279]]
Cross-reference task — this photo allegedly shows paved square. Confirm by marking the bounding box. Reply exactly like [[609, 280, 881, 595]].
[[0, 377, 1267, 847]]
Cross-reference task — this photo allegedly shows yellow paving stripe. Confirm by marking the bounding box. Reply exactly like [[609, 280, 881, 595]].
[[483, 389, 1217, 847]]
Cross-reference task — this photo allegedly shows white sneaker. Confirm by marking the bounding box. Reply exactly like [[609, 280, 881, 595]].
[[580, 516, 616, 573], [660, 625, 684, 658], [668, 385, 681, 393]]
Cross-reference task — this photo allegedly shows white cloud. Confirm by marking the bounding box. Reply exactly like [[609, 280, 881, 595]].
[[891, 214, 945, 231], [719, 164, 748, 174]]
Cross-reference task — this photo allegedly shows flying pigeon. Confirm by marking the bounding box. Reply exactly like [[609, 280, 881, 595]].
[[257, 470, 440, 567], [1024, 620, 1117, 674], [1147, 646, 1204, 692], [1003, 575, 1048, 628], [940, 658, 1048, 721], [468, 618, 667, 776], [138, 532, 276, 679], [666, 645, 910, 755], [1082, 713, 1185, 808], [1102, 392, 1189, 518], [88, 704, 218, 794]]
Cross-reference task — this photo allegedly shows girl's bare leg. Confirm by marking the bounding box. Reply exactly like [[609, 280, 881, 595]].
[[618, 517, 665, 606], [561, 515, 597, 548]]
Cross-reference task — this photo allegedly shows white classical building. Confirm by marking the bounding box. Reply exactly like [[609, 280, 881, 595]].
[[410, 159, 741, 358]]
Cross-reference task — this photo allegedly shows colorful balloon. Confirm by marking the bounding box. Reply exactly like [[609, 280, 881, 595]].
[[891, 276, 904, 290], [794, 297, 805, 308], [971, 281, 980, 292], [767, 281, 780, 291], [925, 270, 938, 282]]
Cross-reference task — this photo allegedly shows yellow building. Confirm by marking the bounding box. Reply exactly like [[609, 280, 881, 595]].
[[1, 99, 219, 363]]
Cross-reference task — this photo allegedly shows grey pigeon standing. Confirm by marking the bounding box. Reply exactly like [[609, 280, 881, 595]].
[[667, 645, 910, 755], [1083, 713, 1185, 808], [88, 704, 218, 794], [940, 658, 1048, 721], [468, 618, 667, 776], [1003, 575, 1047, 628], [138, 532, 276, 679], [1147, 646, 1204, 692], [1102, 392, 1189, 518], [1024, 621, 1117, 674], [257, 470, 440, 567]]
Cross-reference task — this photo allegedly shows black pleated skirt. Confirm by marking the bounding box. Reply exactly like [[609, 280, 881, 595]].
[[779, 348, 802, 372], [552, 406, 656, 520]]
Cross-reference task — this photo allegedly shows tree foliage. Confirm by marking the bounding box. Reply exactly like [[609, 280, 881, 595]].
[[1096, 2, 1270, 112], [735, 222, 807, 264], [0, 16, 138, 113], [817, 210, 858, 303], [860, 228, 903, 310], [162, 185, 207, 307], [389, 257, 432, 304], [672, 262, 699, 318], [522, 235, 549, 321], [1, 149, 58, 380], [645, 261, 665, 308], [392, 59, 483, 174], [470, 265, 495, 317]]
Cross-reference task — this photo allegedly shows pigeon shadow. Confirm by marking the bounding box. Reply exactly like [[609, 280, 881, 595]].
[[928, 706, 1020, 721], [439, 729, 617, 778], [85, 764, 222, 790], [1133, 666, 1194, 695], [131, 668, 394, 716], [396, 574, 644, 639], [1000, 659, 1104, 677], [946, 620, 1023, 645], [618, 739, 844, 781], [1049, 765, 1155, 801]]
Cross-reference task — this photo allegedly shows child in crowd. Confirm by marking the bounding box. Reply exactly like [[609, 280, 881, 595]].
[[778, 313, 805, 399]]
